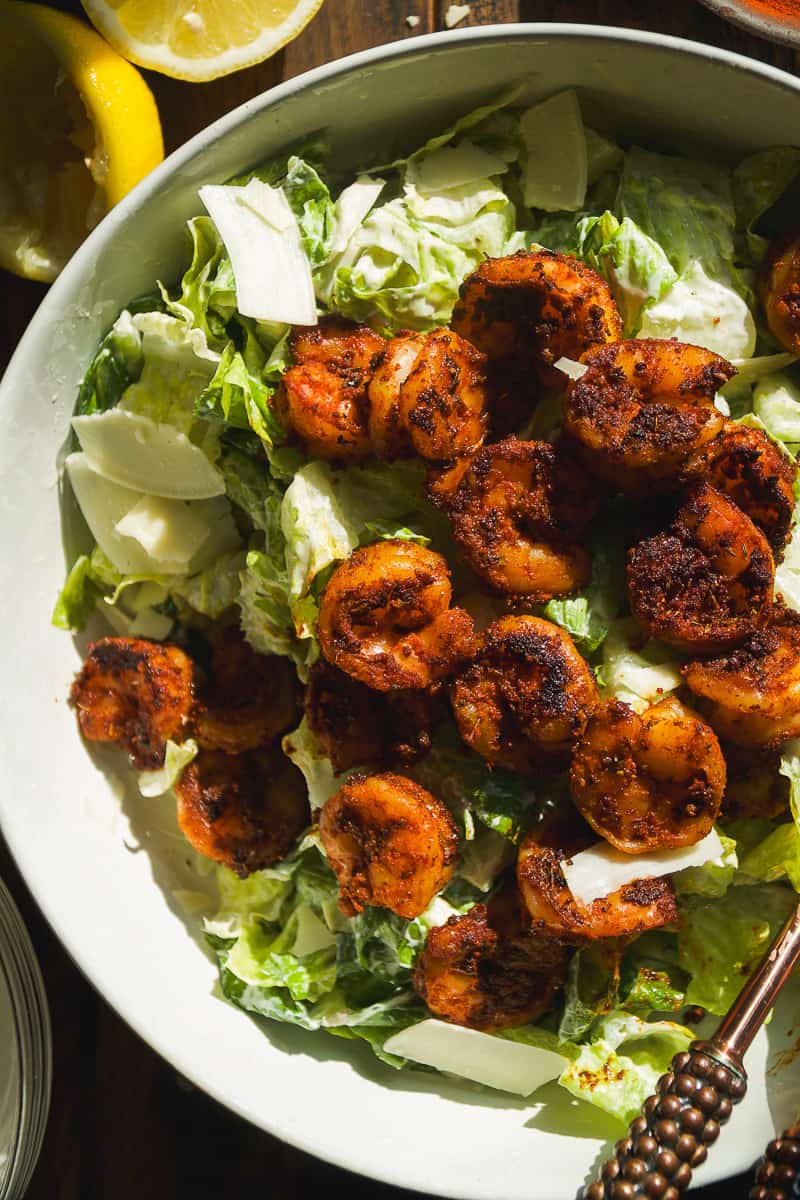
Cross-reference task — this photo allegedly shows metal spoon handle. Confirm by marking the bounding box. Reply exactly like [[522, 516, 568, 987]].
[[583, 900, 800, 1200]]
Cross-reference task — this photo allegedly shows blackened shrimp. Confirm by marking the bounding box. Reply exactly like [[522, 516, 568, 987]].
[[317, 540, 475, 692], [517, 807, 678, 943], [69, 637, 194, 769], [412, 894, 567, 1031], [444, 437, 599, 599], [304, 662, 442, 771], [564, 339, 733, 493], [627, 483, 774, 653], [451, 249, 622, 389], [682, 421, 797, 556], [277, 317, 385, 461], [194, 626, 297, 754], [683, 608, 800, 750], [367, 331, 426, 459], [759, 229, 800, 355], [451, 616, 599, 772], [368, 328, 488, 463], [319, 772, 458, 918], [570, 696, 726, 853], [175, 747, 309, 876]]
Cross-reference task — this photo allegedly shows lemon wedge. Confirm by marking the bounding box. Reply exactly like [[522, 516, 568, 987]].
[[80, 0, 326, 82], [0, 2, 163, 282]]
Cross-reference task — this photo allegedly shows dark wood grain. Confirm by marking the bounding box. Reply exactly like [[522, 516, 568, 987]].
[[2, 3, 794, 1197]]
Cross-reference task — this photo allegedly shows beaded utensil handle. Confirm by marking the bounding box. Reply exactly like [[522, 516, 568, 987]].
[[750, 1123, 800, 1199], [583, 901, 800, 1200]]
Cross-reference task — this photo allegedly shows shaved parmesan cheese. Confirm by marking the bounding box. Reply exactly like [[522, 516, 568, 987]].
[[200, 179, 317, 325], [72, 409, 224, 500], [67, 453, 180, 576], [330, 176, 385, 256], [383, 1020, 566, 1096], [562, 828, 724, 908], [411, 141, 507, 193], [554, 356, 588, 381], [66, 453, 239, 577], [520, 90, 587, 212], [116, 495, 210, 564]]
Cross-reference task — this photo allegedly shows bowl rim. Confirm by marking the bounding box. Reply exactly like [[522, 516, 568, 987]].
[[5, 20, 800, 1194]]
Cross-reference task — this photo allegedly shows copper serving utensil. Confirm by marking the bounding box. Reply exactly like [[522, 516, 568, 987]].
[[583, 900, 800, 1200]]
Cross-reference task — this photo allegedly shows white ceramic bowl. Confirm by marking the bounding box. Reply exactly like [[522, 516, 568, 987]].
[[3, 25, 800, 1200]]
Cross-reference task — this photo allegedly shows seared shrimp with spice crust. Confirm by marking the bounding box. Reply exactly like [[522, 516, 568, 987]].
[[175, 747, 309, 876], [759, 229, 800, 355], [564, 339, 733, 494], [277, 317, 385, 461], [682, 421, 796, 558], [368, 328, 488, 463], [70, 637, 194, 769], [319, 772, 458, 918], [317, 540, 474, 692], [443, 437, 599, 599], [683, 607, 800, 751], [194, 626, 297, 754], [304, 661, 442, 772], [451, 615, 599, 772], [517, 806, 678, 943], [570, 696, 726, 853], [627, 482, 774, 653], [413, 892, 567, 1031], [451, 249, 622, 390]]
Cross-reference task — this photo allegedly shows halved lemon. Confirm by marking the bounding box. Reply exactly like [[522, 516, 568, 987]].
[[80, 0, 326, 82], [0, 2, 163, 282]]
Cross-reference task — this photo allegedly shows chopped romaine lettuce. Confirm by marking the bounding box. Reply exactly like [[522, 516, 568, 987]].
[[575, 211, 677, 335], [753, 372, 800, 449], [619, 147, 736, 281], [678, 884, 795, 1013], [138, 738, 198, 798], [601, 619, 682, 712], [76, 309, 144, 416], [637, 259, 756, 359], [559, 1012, 693, 1124], [118, 311, 220, 435], [161, 216, 234, 347], [326, 175, 516, 330], [282, 716, 341, 811], [733, 146, 800, 265]]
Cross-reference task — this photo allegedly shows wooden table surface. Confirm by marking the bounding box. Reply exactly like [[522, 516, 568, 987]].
[[3, 2, 799, 1197]]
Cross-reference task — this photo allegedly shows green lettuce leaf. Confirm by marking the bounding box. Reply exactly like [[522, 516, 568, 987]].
[[733, 147, 800, 266], [752, 372, 800, 451], [137, 738, 198, 798], [52, 554, 103, 631], [673, 832, 738, 898], [282, 156, 336, 269], [618, 147, 736, 281], [559, 1012, 693, 1124], [618, 147, 756, 358], [327, 178, 516, 330], [678, 884, 795, 1013], [76, 309, 144, 416], [412, 723, 538, 845], [161, 215, 235, 348], [575, 211, 677, 335], [117, 311, 221, 438]]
